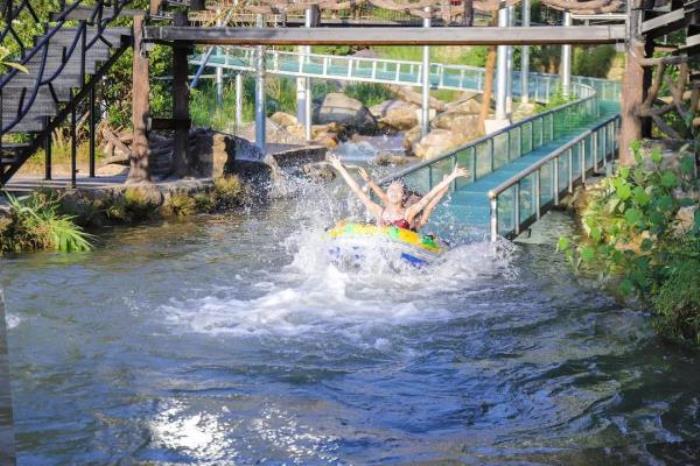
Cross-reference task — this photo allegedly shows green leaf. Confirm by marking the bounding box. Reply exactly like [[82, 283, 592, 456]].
[[679, 198, 696, 207], [680, 155, 695, 176], [589, 226, 602, 243], [613, 179, 632, 200], [641, 238, 654, 251], [660, 171, 678, 189], [694, 209, 700, 233], [557, 236, 570, 251], [650, 147, 663, 165], [656, 195, 674, 213], [619, 278, 634, 296], [580, 246, 596, 263], [632, 186, 650, 206], [624, 208, 643, 226]]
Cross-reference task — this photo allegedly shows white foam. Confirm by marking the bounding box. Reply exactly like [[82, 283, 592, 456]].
[[5, 314, 20, 330]]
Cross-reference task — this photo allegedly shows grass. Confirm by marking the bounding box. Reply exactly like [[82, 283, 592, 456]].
[[0, 191, 93, 253]]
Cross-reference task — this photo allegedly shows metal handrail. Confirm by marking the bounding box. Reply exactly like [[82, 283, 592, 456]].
[[382, 86, 596, 184], [488, 115, 619, 200]]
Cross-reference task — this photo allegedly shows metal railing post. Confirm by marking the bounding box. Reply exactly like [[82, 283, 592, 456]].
[[490, 197, 499, 242], [553, 157, 560, 205], [514, 183, 521, 235], [568, 147, 573, 193], [580, 141, 586, 185], [534, 170, 541, 220]]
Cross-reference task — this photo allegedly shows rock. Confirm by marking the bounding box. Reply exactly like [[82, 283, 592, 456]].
[[239, 118, 306, 145], [431, 111, 481, 140], [640, 140, 694, 172], [674, 205, 698, 236], [188, 129, 237, 178], [445, 96, 482, 114], [412, 129, 467, 159], [315, 93, 377, 134], [303, 162, 336, 182], [403, 126, 422, 155], [370, 100, 420, 131], [270, 111, 298, 128], [285, 122, 342, 148], [95, 164, 129, 177]]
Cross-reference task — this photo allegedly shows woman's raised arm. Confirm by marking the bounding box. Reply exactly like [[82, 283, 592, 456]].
[[327, 155, 383, 219], [405, 166, 469, 223]]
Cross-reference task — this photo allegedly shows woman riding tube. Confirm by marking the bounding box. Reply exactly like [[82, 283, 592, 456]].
[[327, 154, 469, 231]]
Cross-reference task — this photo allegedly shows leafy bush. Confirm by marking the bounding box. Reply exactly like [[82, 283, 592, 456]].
[[213, 176, 244, 208], [558, 142, 700, 345], [161, 193, 197, 218], [0, 192, 92, 253], [573, 45, 617, 79]]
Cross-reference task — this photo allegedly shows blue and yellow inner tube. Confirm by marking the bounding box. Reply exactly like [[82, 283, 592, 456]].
[[327, 221, 444, 266]]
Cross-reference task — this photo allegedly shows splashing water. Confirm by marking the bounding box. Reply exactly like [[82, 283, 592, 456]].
[[2, 170, 700, 464]]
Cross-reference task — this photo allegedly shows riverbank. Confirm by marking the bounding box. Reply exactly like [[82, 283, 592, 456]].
[[558, 141, 700, 347]]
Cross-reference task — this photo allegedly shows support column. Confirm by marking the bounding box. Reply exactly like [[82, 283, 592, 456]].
[[215, 7, 224, 106], [0, 291, 15, 466], [561, 11, 572, 97], [301, 7, 315, 141], [495, 6, 508, 121], [44, 117, 52, 180], [520, 0, 530, 104], [255, 14, 266, 153], [505, 4, 514, 116], [619, 2, 644, 166], [462, 0, 474, 26], [89, 84, 96, 177], [421, 6, 432, 137], [128, 17, 151, 183], [172, 14, 192, 178], [235, 72, 243, 133]]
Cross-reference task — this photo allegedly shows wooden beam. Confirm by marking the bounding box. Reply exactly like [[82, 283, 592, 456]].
[[641, 8, 686, 38], [51, 6, 147, 21], [129, 15, 152, 183], [144, 25, 626, 46]]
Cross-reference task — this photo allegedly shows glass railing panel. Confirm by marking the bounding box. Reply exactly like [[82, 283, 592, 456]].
[[557, 152, 569, 196], [475, 140, 492, 179], [510, 127, 521, 161], [518, 174, 535, 223], [493, 132, 509, 169], [428, 157, 454, 191], [539, 161, 554, 207], [454, 147, 475, 189], [497, 186, 516, 237]]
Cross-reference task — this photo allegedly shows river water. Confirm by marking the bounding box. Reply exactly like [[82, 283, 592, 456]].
[[1, 160, 700, 464]]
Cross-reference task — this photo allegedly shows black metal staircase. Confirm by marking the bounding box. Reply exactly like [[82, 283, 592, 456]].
[[0, 0, 134, 187]]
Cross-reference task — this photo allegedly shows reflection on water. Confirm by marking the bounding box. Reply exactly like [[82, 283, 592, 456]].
[[1, 175, 699, 464]]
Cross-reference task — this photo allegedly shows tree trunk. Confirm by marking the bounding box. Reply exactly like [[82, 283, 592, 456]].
[[128, 15, 151, 183], [619, 40, 645, 165], [462, 0, 474, 26]]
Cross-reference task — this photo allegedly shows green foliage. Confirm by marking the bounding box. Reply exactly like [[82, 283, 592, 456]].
[[213, 176, 244, 208], [0, 191, 92, 254], [558, 143, 700, 345], [344, 83, 394, 107], [573, 45, 617, 79], [161, 193, 197, 218]]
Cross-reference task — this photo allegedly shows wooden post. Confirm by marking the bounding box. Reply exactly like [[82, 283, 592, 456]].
[[462, 0, 474, 27], [172, 12, 192, 178], [0, 291, 15, 466], [149, 0, 164, 16], [129, 15, 151, 183], [619, 0, 645, 166]]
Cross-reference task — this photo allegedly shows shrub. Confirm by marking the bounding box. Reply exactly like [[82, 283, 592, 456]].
[[161, 192, 197, 218], [1, 191, 92, 253], [213, 176, 244, 208], [558, 142, 700, 345]]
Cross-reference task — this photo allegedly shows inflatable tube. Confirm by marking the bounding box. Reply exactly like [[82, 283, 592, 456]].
[[326, 221, 444, 267]]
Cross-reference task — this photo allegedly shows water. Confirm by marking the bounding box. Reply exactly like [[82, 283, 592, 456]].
[[1, 176, 699, 465]]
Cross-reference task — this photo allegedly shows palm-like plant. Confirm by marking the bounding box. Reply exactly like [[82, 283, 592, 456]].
[[0, 45, 28, 74]]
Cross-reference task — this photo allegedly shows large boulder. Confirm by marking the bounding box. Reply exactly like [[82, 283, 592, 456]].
[[412, 129, 468, 159], [370, 99, 420, 131], [431, 111, 482, 141], [189, 128, 239, 177], [270, 111, 298, 128], [315, 93, 378, 134]]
